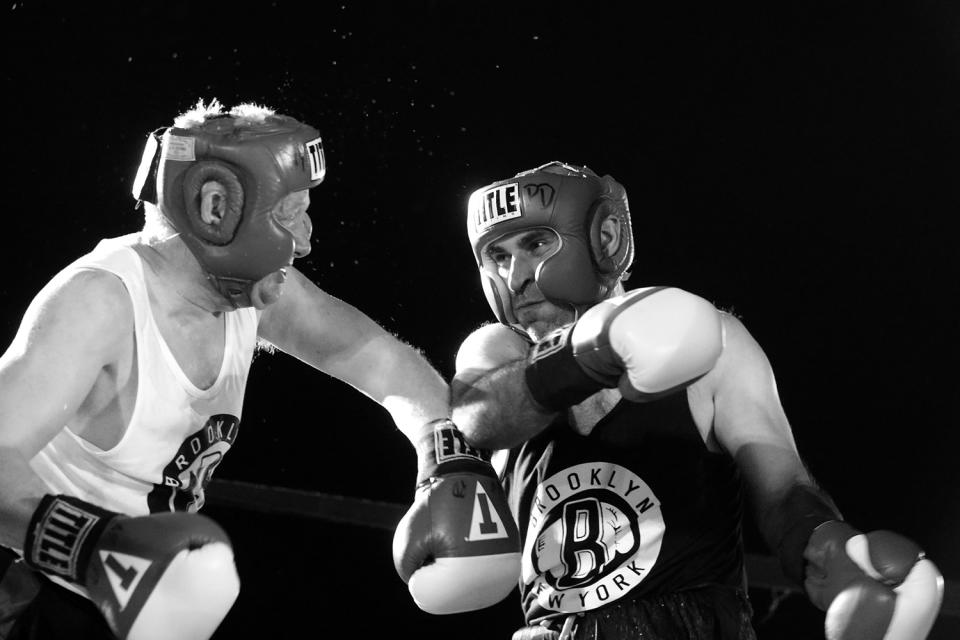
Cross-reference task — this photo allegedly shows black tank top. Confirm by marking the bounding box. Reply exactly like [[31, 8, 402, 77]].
[[503, 390, 747, 623]]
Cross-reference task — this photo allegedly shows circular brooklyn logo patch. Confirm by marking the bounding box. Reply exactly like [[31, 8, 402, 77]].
[[522, 462, 665, 613]]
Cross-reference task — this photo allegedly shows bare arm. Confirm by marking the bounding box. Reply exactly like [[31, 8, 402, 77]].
[[707, 314, 944, 638], [705, 313, 840, 578], [0, 269, 131, 548], [450, 322, 557, 450], [257, 267, 449, 442]]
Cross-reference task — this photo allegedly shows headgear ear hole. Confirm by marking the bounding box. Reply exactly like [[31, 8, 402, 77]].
[[182, 161, 244, 245]]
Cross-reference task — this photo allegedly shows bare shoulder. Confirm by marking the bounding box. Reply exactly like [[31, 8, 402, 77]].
[[697, 309, 801, 456], [260, 266, 360, 329], [256, 265, 395, 367], [280, 265, 330, 301], [454, 322, 529, 381], [258, 266, 326, 339], [687, 311, 777, 435], [704, 311, 772, 382], [721, 311, 759, 347], [33, 267, 132, 333], [0, 265, 135, 456], [6, 266, 132, 367], [459, 321, 521, 346], [708, 311, 810, 493]]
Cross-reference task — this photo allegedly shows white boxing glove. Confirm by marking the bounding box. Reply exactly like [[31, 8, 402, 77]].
[[804, 520, 944, 640], [24, 494, 239, 640], [525, 286, 724, 410]]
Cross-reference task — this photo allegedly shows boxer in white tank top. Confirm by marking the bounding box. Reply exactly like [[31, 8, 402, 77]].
[[0, 100, 499, 640], [30, 236, 258, 517]]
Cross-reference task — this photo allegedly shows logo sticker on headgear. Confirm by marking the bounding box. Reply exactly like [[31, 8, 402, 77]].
[[473, 182, 522, 234], [162, 134, 196, 162], [523, 182, 556, 208], [305, 136, 325, 182]]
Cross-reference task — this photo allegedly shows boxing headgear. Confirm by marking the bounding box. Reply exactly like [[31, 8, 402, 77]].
[[132, 112, 326, 307], [466, 161, 634, 325]]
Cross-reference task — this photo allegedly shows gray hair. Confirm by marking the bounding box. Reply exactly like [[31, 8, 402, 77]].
[[173, 98, 278, 130]]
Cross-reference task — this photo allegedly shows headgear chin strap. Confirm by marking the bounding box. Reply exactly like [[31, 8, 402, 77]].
[[132, 113, 326, 307], [466, 161, 634, 326]]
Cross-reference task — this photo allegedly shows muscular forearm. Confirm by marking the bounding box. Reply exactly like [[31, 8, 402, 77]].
[[365, 336, 451, 443], [451, 360, 557, 450]]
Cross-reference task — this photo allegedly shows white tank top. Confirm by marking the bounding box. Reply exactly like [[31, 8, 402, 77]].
[[30, 236, 259, 517]]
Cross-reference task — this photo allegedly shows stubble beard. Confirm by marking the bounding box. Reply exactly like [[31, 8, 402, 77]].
[[520, 308, 576, 343]]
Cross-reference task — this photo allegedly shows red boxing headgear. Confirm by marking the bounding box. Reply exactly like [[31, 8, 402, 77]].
[[132, 112, 326, 306], [467, 161, 634, 325]]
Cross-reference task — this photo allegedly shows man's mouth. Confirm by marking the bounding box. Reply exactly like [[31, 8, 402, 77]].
[[514, 299, 544, 312]]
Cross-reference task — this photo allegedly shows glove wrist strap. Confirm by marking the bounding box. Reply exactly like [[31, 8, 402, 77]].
[[415, 419, 493, 486], [524, 325, 605, 412], [23, 494, 119, 584], [775, 484, 844, 586]]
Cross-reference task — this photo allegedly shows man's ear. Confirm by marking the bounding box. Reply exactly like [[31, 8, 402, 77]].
[[595, 214, 622, 272], [200, 181, 228, 226], [182, 161, 244, 244]]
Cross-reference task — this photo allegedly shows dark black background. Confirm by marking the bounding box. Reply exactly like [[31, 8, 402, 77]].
[[3, 1, 958, 638]]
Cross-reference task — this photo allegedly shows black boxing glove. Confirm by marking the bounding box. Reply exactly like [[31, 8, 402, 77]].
[[24, 494, 239, 640]]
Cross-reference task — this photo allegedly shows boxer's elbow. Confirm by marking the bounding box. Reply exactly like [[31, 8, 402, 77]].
[[450, 380, 496, 447], [452, 399, 547, 452], [451, 362, 554, 450]]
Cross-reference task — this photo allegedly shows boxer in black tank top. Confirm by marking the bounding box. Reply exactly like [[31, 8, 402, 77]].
[[452, 161, 942, 640]]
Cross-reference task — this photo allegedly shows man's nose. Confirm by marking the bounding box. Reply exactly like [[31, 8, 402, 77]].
[[506, 255, 535, 294], [292, 215, 313, 258]]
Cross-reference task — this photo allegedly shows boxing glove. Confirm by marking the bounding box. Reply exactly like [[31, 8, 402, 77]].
[[804, 520, 943, 640], [392, 419, 521, 614], [525, 286, 723, 411], [24, 494, 240, 640]]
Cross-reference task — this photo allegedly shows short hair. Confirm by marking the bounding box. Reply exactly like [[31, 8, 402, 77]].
[[173, 98, 277, 130]]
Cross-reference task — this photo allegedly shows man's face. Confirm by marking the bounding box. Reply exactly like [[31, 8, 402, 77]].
[[483, 228, 576, 340], [249, 190, 312, 309], [272, 190, 313, 259]]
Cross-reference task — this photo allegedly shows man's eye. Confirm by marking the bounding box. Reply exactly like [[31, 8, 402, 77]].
[[488, 252, 508, 266], [530, 238, 553, 253]]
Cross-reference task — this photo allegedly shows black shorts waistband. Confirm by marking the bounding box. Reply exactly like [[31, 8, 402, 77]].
[[524, 584, 756, 640]]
